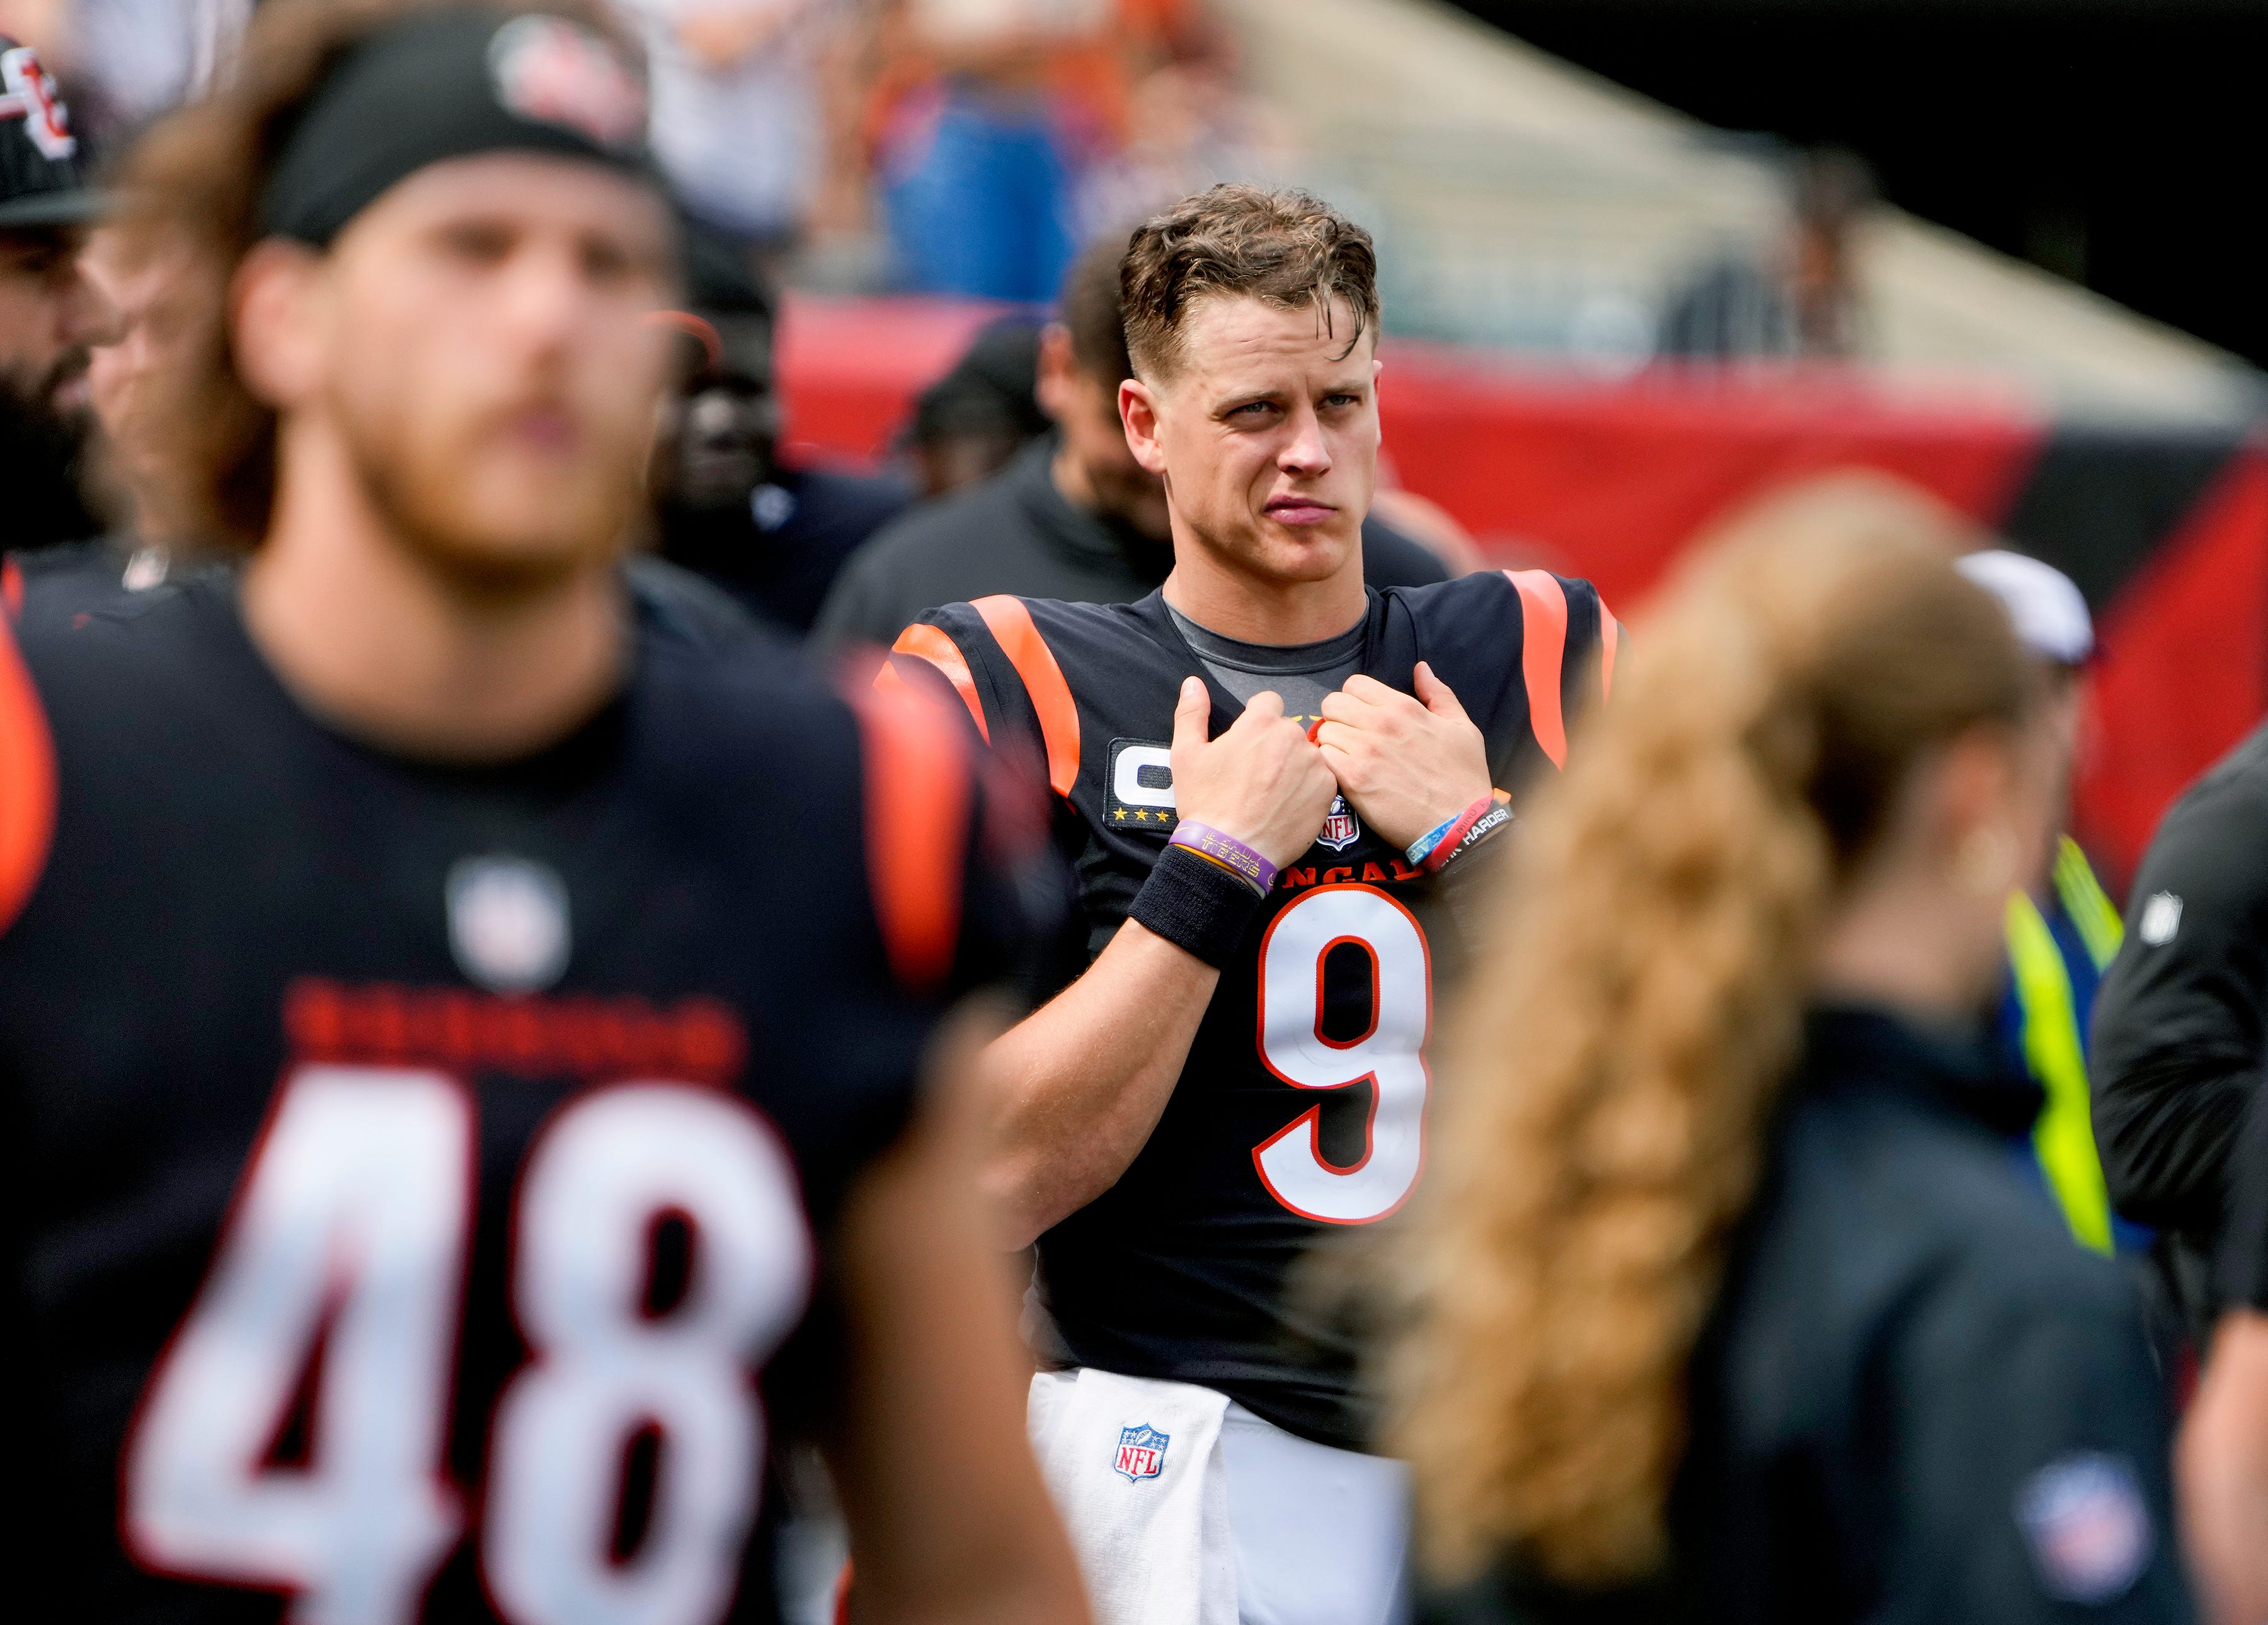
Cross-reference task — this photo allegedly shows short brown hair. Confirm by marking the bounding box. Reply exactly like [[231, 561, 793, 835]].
[[114, 0, 632, 546], [1059, 228, 1135, 384], [1118, 183, 1379, 380]]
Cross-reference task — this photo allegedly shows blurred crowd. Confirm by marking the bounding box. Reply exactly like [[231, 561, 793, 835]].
[[4, 0, 1274, 302]]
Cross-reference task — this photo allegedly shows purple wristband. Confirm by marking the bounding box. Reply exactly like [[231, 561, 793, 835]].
[[1168, 821, 1278, 896]]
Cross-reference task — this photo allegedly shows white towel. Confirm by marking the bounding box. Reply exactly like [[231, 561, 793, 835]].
[[1028, 1368, 1239, 1625]]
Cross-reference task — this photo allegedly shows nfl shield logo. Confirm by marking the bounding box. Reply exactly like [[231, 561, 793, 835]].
[[1316, 794, 1361, 852], [1113, 1423, 1169, 1483]]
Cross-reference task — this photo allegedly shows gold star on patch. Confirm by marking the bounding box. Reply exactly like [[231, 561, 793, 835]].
[[1113, 808, 1127, 820]]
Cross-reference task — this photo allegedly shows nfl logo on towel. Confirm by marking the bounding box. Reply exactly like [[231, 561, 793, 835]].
[[1114, 1423, 1169, 1483], [1317, 795, 1361, 852]]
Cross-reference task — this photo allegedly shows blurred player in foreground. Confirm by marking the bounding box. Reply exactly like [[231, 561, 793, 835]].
[[886, 184, 1611, 1625], [0, 4, 1089, 1622], [1387, 476, 2190, 1624], [0, 35, 116, 561]]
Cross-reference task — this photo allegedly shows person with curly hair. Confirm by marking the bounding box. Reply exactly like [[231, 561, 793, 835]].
[[1383, 474, 2194, 1624]]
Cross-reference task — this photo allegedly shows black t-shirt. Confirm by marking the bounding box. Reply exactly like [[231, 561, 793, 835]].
[[0, 574, 1039, 1623], [659, 463, 912, 634], [888, 573, 1611, 1448], [812, 435, 1452, 650], [1166, 603, 1367, 729]]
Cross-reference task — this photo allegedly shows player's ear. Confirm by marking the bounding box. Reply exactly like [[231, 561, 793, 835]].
[[229, 239, 332, 412], [1120, 376, 1169, 477]]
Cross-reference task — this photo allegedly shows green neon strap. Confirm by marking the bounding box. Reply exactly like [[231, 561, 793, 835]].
[[2053, 836, 2124, 973], [2008, 890, 2114, 1254]]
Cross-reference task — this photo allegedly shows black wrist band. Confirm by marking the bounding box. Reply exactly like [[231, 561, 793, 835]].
[[1129, 844, 1270, 969]]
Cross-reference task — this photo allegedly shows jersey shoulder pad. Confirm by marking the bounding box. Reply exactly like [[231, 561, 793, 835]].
[[1392, 569, 1619, 773], [844, 667, 974, 994], [881, 596, 1093, 799]]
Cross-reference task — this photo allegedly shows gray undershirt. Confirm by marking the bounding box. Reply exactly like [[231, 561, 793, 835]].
[[1167, 603, 1367, 729]]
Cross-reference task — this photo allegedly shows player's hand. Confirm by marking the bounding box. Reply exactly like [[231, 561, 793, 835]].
[[1314, 662, 1492, 850], [1170, 678, 1339, 867]]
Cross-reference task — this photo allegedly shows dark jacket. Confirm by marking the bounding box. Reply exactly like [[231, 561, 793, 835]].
[[810, 435, 1450, 649], [2091, 719, 2268, 1323], [658, 463, 911, 634], [1428, 1006, 2191, 1625]]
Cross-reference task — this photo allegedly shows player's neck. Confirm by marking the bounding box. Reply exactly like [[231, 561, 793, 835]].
[[1160, 533, 1366, 646], [244, 421, 626, 764]]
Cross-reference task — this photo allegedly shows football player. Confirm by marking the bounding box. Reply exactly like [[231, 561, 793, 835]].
[[0, 4, 1087, 1623], [883, 184, 1613, 1625]]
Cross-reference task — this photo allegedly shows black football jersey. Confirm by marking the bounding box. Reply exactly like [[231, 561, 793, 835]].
[[887, 573, 1613, 1449], [0, 574, 1037, 1624]]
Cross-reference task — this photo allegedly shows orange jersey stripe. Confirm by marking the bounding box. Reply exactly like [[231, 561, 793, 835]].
[[971, 595, 1080, 797], [1600, 608, 1620, 702], [889, 622, 989, 743], [1506, 569, 1569, 768], [851, 677, 970, 991], [2, 556, 22, 620], [0, 614, 57, 935]]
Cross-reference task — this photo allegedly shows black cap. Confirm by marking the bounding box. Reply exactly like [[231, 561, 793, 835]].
[[259, 9, 653, 248], [1, 40, 100, 229], [908, 317, 1048, 447]]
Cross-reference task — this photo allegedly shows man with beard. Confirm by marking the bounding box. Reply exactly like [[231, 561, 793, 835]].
[[0, 5, 1091, 1622], [650, 220, 909, 632], [0, 37, 117, 571], [812, 231, 1450, 651]]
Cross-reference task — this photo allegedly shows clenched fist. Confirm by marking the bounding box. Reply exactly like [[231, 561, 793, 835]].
[[1169, 678, 1339, 867], [1313, 662, 1491, 850]]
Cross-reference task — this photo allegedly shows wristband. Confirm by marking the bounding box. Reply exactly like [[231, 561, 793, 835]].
[[1429, 797, 1513, 875], [1167, 821, 1278, 896], [1129, 844, 1270, 968], [1407, 791, 1493, 870], [1409, 790, 1512, 874]]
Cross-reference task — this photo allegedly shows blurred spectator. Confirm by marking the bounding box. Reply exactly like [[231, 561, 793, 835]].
[[1, 36, 116, 562], [863, 0, 1208, 299], [812, 231, 1449, 649], [1388, 477, 2191, 1623], [59, 0, 248, 140], [1658, 147, 1874, 362], [616, 0, 843, 270], [55, 219, 217, 588], [1954, 550, 2138, 1260], [648, 221, 910, 631], [1370, 484, 1484, 578], [1068, 20, 1281, 246], [901, 311, 1048, 496]]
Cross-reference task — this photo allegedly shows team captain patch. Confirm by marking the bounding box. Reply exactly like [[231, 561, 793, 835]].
[[1114, 1423, 1169, 1483], [1106, 738, 1176, 831]]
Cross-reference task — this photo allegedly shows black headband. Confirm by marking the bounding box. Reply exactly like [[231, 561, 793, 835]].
[[258, 9, 653, 248]]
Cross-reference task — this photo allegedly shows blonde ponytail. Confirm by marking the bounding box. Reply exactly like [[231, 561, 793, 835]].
[[1383, 473, 2033, 1587]]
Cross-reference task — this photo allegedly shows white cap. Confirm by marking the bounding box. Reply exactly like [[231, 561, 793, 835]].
[[1957, 548, 2094, 666]]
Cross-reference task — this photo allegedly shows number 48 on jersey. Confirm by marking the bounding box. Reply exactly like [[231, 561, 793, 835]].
[[124, 1066, 813, 1625]]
